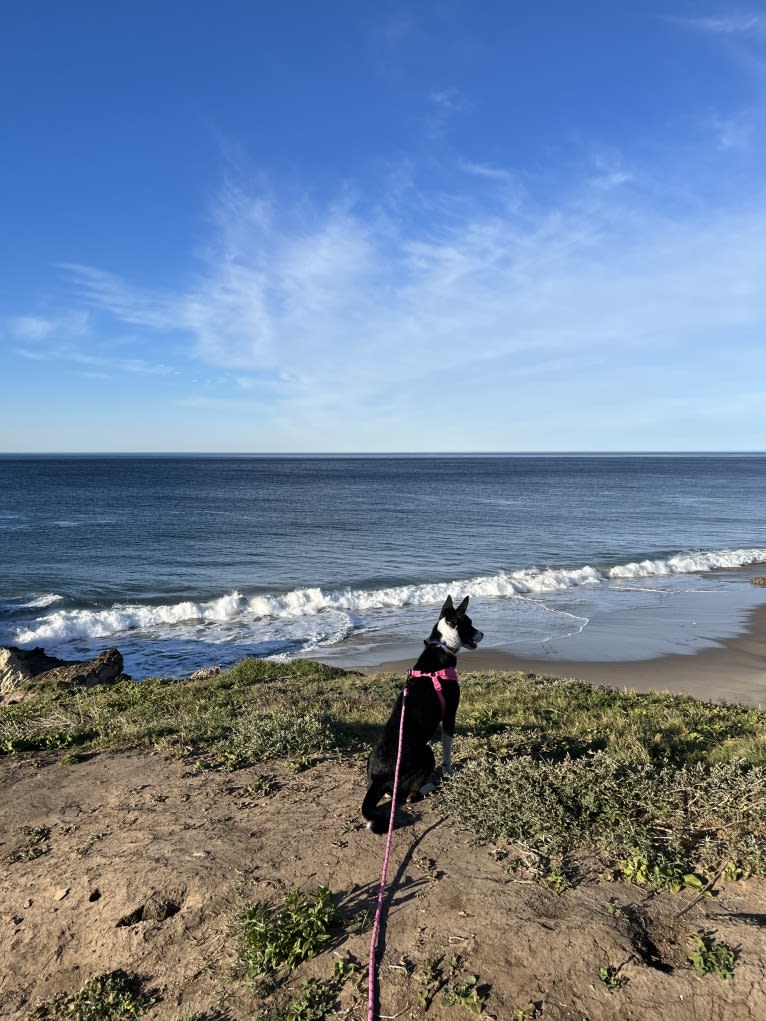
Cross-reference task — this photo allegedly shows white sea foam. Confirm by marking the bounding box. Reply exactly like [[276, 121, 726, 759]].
[[0, 593, 65, 614], [608, 548, 766, 579], [21, 593, 65, 609], [13, 592, 247, 642], [12, 546, 766, 645]]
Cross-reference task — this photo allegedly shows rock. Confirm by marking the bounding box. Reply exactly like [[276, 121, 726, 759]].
[[751, 576, 766, 586], [189, 667, 221, 680], [53, 887, 70, 901], [0, 647, 128, 705], [30, 648, 126, 692], [0, 646, 72, 695]]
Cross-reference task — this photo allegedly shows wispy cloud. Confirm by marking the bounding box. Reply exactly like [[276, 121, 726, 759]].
[[16, 341, 176, 377], [51, 162, 765, 429], [10, 316, 56, 340], [61, 265, 178, 330], [7, 311, 89, 341], [426, 86, 469, 139], [10, 128, 766, 449], [710, 109, 756, 150], [678, 14, 766, 37]]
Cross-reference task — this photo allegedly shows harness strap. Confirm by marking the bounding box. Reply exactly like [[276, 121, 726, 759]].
[[407, 667, 457, 720]]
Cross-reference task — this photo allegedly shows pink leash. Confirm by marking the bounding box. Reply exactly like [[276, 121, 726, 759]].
[[367, 685, 408, 1021]]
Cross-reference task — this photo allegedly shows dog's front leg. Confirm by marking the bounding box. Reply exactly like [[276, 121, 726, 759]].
[[441, 731, 454, 774]]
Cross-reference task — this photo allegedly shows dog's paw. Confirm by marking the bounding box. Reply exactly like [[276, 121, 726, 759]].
[[440, 762, 454, 777], [418, 782, 436, 797]]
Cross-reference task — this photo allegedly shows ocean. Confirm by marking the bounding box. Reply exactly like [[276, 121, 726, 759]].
[[1, 454, 766, 678]]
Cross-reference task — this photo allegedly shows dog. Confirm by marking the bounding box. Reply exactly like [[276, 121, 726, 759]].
[[361, 594, 483, 833]]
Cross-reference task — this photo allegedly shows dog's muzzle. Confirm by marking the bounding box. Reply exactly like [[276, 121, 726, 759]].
[[465, 629, 484, 650]]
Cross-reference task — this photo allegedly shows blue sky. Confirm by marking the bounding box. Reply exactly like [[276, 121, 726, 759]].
[[2, 2, 765, 452]]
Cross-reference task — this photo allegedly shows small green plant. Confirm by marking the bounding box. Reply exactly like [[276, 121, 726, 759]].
[[620, 851, 704, 893], [332, 958, 360, 984], [598, 965, 628, 991], [544, 858, 576, 894], [240, 885, 336, 977], [606, 897, 626, 918], [512, 1003, 542, 1021], [441, 974, 485, 1013], [285, 978, 339, 1021], [722, 860, 750, 882], [415, 959, 441, 1010], [26, 970, 156, 1020], [258, 957, 358, 1021], [689, 932, 737, 980], [8, 825, 51, 864]]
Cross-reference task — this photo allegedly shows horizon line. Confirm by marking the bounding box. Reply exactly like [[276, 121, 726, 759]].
[[2, 450, 766, 457]]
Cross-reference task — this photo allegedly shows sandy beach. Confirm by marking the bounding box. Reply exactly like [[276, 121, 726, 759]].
[[370, 602, 766, 708]]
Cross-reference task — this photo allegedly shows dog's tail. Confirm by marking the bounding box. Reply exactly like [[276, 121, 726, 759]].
[[361, 777, 389, 834]]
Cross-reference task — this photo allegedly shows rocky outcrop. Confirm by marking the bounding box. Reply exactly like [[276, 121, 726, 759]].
[[751, 576, 766, 586], [0, 646, 127, 705], [0, 646, 77, 696]]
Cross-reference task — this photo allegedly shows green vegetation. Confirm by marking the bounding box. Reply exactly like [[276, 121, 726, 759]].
[[4, 659, 766, 884], [597, 965, 629, 991], [457, 673, 766, 767], [440, 973, 486, 1013], [441, 751, 766, 884], [26, 970, 156, 1020], [688, 932, 738, 980], [415, 958, 441, 1010], [512, 1003, 543, 1020], [7, 824, 51, 864], [0, 658, 358, 763], [256, 959, 360, 1021], [282, 978, 340, 1021], [239, 885, 336, 978], [4, 660, 766, 768]]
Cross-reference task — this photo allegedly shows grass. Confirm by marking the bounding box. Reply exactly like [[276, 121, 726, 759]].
[[4, 659, 766, 882], [4, 661, 766, 767], [0, 659, 358, 763]]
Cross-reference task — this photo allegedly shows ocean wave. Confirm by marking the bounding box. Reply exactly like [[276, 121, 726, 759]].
[[11, 546, 766, 645], [13, 591, 243, 643], [608, 548, 766, 579], [21, 593, 65, 609], [0, 593, 65, 615]]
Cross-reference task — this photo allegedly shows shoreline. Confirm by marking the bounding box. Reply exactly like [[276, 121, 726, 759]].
[[365, 602, 766, 708]]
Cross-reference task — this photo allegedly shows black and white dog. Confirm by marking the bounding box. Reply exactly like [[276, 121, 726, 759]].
[[361, 595, 483, 833]]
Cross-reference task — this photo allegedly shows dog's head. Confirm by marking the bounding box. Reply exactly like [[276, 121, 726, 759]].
[[433, 594, 484, 653]]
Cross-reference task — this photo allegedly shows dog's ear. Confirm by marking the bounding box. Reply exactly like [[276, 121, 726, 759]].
[[440, 594, 454, 618], [455, 595, 469, 615]]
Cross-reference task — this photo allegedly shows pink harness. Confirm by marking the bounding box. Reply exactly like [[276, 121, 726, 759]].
[[407, 667, 457, 719]]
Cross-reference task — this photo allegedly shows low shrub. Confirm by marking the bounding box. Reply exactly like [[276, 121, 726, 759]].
[[440, 752, 766, 880]]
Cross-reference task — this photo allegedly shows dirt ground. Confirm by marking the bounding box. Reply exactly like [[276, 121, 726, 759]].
[[1, 748, 766, 1020]]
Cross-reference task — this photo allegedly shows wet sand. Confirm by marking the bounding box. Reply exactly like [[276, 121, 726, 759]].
[[369, 603, 766, 708]]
